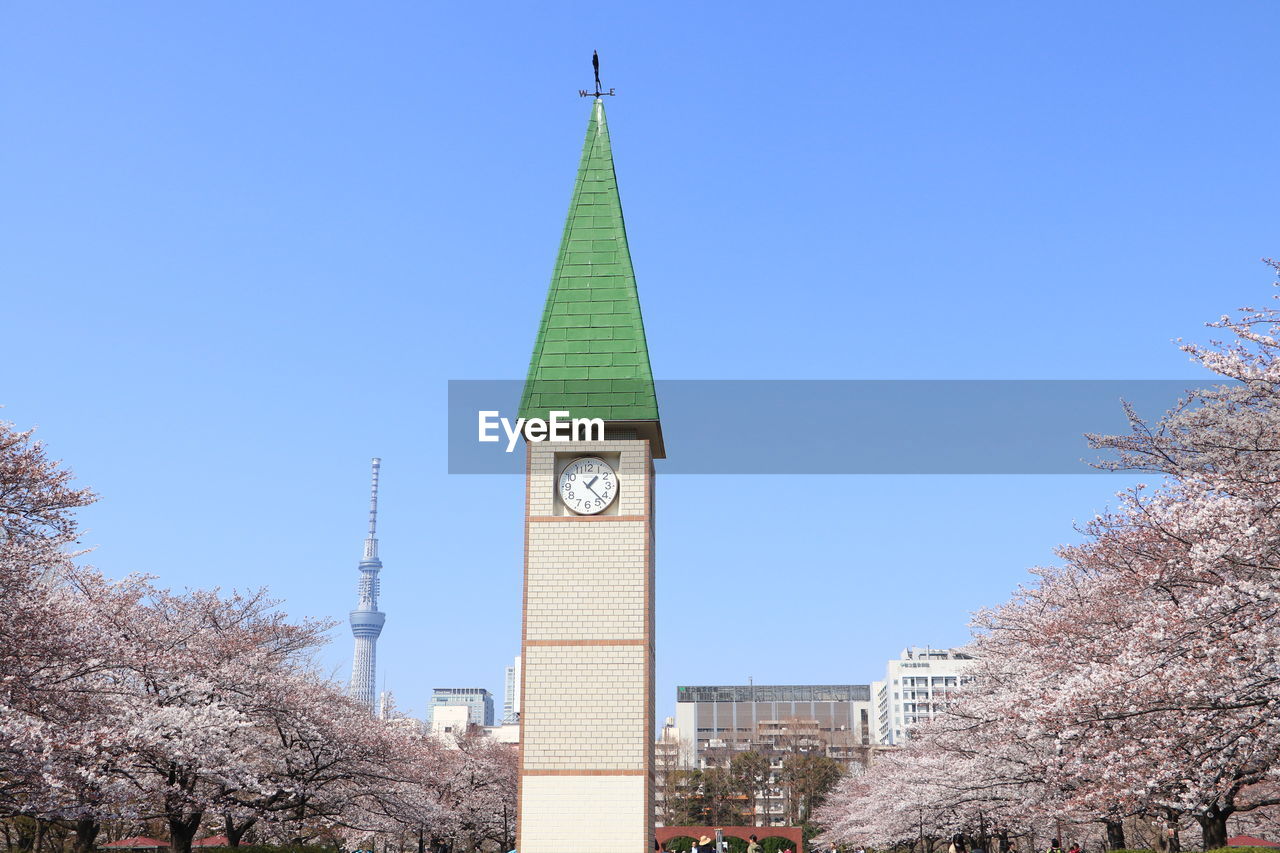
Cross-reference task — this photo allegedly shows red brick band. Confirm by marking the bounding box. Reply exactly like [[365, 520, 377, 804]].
[[522, 769, 647, 776], [528, 515, 647, 522], [524, 638, 645, 646]]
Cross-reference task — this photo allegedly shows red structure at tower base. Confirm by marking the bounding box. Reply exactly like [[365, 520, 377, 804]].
[[655, 826, 804, 853]]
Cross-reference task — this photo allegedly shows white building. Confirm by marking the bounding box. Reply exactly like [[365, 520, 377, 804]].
[[484, 722, 521, 745], [871, 646, 976, 745], [655, 717, 689, 828], [430, 704, 471, 738], [655, 715, 691, 769], [503, 655, 521, 724]]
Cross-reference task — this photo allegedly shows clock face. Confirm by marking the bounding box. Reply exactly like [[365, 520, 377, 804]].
[[558, 456, 618, 515]]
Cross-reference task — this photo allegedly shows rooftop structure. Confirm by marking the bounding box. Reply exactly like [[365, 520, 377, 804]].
[[677, 684, 870, 703]]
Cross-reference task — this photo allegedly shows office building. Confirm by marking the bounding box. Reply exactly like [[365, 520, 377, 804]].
[[674, 684, 873, 766], [870, 646, 976, 745], [428, 687, 495, 728], [503, 656, 521, 724], [672, 684, 874, 826]]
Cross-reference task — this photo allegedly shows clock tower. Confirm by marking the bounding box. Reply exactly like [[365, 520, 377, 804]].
[[516, 95, 663, 853]]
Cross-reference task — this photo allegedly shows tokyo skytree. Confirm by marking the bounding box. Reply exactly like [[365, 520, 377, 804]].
[[348, 458, 386, 710]]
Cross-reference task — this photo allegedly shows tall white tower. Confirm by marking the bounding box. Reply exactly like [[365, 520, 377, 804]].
[[348, 458, 385, 710]]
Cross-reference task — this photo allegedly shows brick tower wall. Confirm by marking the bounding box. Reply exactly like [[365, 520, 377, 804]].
[[518, 439, 655, 853]]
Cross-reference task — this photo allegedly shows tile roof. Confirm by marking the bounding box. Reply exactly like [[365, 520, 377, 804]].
[[518, 98, 659, 428], [101, 838, 168, 849]]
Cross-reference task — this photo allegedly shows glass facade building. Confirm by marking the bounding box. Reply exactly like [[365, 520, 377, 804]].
[[674, 683, 872, 763], [428, 687, 495, 728]]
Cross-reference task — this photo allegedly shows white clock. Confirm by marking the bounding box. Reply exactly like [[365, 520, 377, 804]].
[[558, 456, 618, 515]]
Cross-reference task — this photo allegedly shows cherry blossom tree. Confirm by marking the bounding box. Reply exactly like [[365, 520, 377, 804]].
[[92, 586, 335, 853], [0, 422, 95, 545], [1, 417, 519, 853], [0, 420, 120, 852], [821, 268, 1280, 852]]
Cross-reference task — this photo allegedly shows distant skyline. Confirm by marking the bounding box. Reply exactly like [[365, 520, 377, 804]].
[[3, 2, 1278, 718]]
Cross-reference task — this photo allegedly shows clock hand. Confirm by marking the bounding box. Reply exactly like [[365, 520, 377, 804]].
[[584, 476, 601, 497]]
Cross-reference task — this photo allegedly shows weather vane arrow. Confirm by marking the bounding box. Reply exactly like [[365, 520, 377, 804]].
[[579, 50, 616, 98]]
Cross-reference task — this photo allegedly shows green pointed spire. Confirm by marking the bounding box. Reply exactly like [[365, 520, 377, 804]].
[[519, 98, 662, 449]]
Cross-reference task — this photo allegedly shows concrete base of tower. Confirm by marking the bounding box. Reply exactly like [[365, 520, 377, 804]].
[[519, 775, 648, 853]]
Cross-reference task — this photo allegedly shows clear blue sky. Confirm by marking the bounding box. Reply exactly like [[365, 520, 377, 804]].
[[3, 2, 1277, 719]]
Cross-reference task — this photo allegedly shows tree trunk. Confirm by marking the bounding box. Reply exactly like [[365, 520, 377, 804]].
[[168, 810, 203, 853], [223, 815, 255, 848], [14, 817, 37, 853], [71, 818, 100, 853], [1197, 808, 1230, 851], [1165, 810, 1181, 853], [1104, 819, 1126, 851]]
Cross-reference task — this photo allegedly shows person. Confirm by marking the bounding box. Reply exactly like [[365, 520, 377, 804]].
[[746, 835, 762, 853], [696, 836, 715, 853], [1068, 844, 1080, 853], [1046, 839, 1064, 853], [951, 835, 968, 853]]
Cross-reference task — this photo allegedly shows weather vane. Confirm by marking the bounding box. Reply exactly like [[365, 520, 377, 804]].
[[579, 50, 616, 98]]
